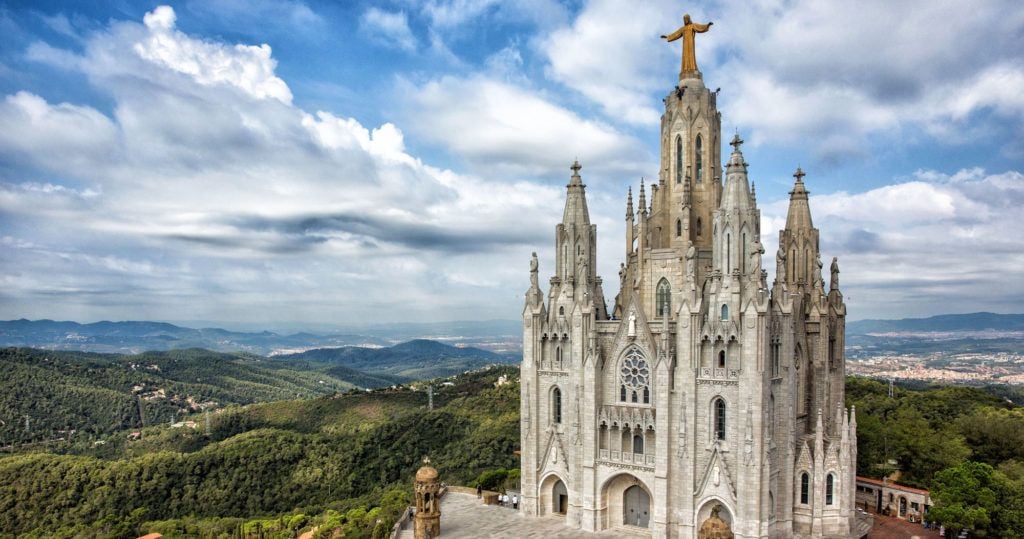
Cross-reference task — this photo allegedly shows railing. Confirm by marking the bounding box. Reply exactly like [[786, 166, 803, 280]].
[[597, 449, 656, 469]]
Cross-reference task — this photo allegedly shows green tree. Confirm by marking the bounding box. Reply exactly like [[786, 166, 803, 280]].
[[930, 461, 1002, 537]]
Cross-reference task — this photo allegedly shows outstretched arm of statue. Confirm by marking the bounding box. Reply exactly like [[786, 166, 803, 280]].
[[694, 22, 713, 33], [661, 27, 684, 41]]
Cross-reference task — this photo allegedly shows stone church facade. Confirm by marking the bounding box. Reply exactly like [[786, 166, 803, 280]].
[[520, 34, 858, 539]]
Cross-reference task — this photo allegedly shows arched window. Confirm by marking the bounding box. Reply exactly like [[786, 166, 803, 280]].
[[676, 218, 682, 237], [769, 393, 775, 439], [695, 134, 703, 182], [714, 398, 726, 440], [643, 387, 650, 404], [620, 385, 627, 402], [632, 391, 638, 403], [721, 304, 729, 321], [555, 346, 561, 366], [633, 434, 644, 454], [559, 306, 564, 315], [656, 278, 671, 317], [800, 472, 810, 504], [826, 474, 835, 505], [769, 491, 775, 519], [552, 387, 562, 424], [675, 135, 683, 184], [696, 218, 702, 237], [717, 350, 726, 368]]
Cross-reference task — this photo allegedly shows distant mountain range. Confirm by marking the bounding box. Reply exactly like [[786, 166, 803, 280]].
[[5, 313, 1024, 355], [0, 318, 521, 356], [273, 339, 512, 379], [847, 312, 1024, 335]]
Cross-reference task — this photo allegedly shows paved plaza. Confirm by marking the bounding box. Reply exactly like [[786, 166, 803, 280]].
[[399, 492, 650, 538]]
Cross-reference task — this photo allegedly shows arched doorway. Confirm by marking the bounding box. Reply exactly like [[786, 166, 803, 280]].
[[600, 474, 653, 530], [623, 485, 650, 528], [899, 496, 907, 518], [538, 474, 568, 518], [553, 479, 568, 515]]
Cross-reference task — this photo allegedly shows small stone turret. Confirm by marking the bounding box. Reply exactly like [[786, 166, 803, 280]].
[[414, 459, 441, 538]]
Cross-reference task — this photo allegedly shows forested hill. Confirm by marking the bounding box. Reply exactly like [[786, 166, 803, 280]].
[[0, 366, 520, 538], [273, 339, 516, 379], [0, 347, 388, 445]]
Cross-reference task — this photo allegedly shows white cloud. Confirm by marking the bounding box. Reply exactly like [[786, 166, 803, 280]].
[[133, 6, 293, 104], [359, 8, 417, 52], [540, 0, 678, 125], [0, 5, 574, 325], [0, 91, 119, 175], [400, 74, 651, 176]]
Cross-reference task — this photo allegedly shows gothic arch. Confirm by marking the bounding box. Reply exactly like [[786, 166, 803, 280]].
[[656, 278, 671, 316], [675, 135, 683, 184], [797, 470, 811, 505], [550, 385, 563, 424], [695, 133, 704, 182], [599, 473, 654, 530], [826, 472, 836, 505], [539, 472, 570, 517], [710, 396, 727, 441]]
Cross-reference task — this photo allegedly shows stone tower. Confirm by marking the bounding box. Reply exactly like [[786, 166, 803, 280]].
[[520, 17, 859, 539], [414, 460, 441, 539]]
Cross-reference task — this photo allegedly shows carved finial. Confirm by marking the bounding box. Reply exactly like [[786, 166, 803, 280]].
[[729, 133, 744, 151], [570, 159, 582, 176], [638, 178, 647, 213]]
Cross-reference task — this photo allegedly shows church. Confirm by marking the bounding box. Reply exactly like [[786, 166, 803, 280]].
[[520, 15, 862, 539]]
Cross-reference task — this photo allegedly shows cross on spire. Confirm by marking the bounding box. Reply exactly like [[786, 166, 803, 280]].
[[730, 133, 744, 151], [793, 166, 806, 182], [570, 159, 582, 176]]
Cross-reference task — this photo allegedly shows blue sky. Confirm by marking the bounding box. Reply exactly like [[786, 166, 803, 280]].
[[0, 0, 1022, 328]]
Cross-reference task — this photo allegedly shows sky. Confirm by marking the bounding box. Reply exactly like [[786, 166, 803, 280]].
[[0, 0, 1022, 329]]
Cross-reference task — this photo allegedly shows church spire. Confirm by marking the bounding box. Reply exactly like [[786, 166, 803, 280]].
[[779, 166, 821, 289], [562, 159, 590, 226], [720, 133, 751, 211], [785, 166, 813, 230]]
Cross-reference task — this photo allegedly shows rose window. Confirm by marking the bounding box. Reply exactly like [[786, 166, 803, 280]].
[[620, 351, 650, 390]]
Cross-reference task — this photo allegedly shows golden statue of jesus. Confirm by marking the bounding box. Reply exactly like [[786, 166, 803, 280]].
[[661, 14, 713, 76]]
